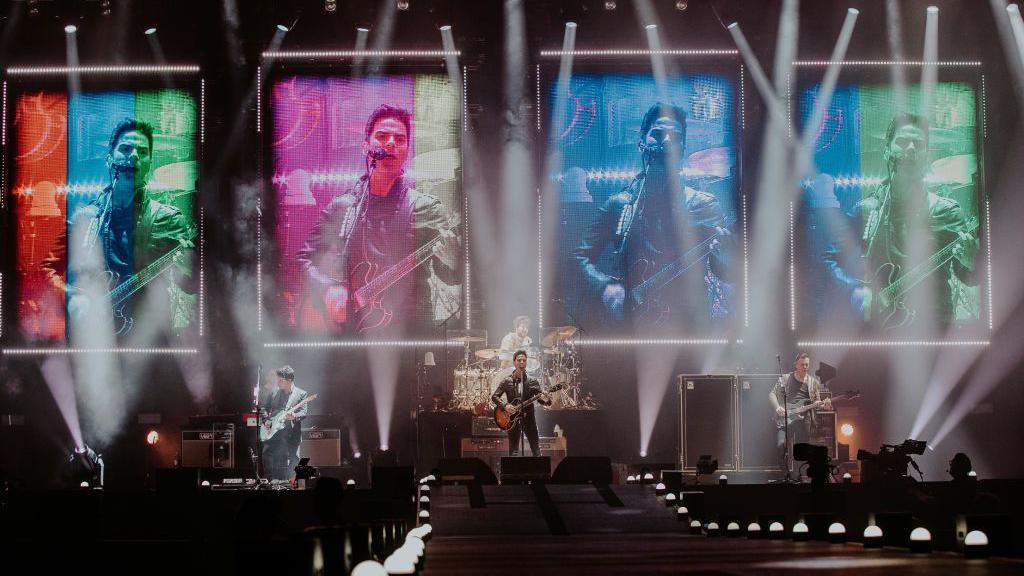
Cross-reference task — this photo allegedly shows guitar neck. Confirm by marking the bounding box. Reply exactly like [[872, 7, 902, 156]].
[[632, 230, 723, 302], [353, 225, 453, 308], [109, 245, 185, 307]]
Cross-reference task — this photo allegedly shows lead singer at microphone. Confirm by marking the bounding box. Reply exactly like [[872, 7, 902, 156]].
[[574, 102, 733, 332], [491, 350, 551, 456], [297, 104, 459, 335], [43, 118, 196, 337]]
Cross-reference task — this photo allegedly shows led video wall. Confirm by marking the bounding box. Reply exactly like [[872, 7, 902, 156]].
[[9, 87, 199, 345], [793, 76, 987, 339], [543, 69, 741, 338], [269, 74, 463, 339]]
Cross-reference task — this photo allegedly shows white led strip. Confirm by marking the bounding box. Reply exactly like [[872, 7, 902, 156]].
[[539, 49, 738, 57], [798, 340, 989, 347], [537, 191, 544, 331], [574, 339, 731, 346], [200, 78, 206, 145], [789, 201, 795, 331], [0, 272, 4, 341], [2, 347, 198, 355], [742, 193, 749, 328], [535, 64, 541, 132], [462, 65, 468, 134], [256, 66, 262, 134], [199, 207, 205, 337], [257, 198, 263, 332], [739, 64, 746, 131], [793, 60, 981, 67], [986, 198, 993, 330], [6, 64, 200, 75], [262, 50, 460, 59], [265, 340, 463, 349]]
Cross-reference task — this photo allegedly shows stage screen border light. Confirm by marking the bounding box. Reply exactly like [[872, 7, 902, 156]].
[[535, 49, 747, 346], [1, 63, 204, 355], [788, 60, 990, 348], [257, 51, 471, 349]]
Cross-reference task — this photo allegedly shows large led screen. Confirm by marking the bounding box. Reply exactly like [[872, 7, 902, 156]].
[[10, 89, 199, 345], [270, 75, 463, 338], [545, 71, 740, 338], [794, 81, 985, 338]]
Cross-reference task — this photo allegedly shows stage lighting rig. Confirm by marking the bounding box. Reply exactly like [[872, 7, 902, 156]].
[[675, 1, 688, 11], [604, 0, 617, 10], [325, 0, 337, 13], [397, 0, 410, 11], [65, 445, 104, 489]]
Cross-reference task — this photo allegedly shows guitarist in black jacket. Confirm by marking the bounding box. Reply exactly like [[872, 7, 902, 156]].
[[261, 365, 309, 480], [491, 350, 551, 456]]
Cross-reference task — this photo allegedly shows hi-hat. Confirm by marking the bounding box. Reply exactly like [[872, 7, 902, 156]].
[[475, 348, 499, 360]]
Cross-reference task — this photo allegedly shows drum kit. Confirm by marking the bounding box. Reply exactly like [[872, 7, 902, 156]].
[[446, 325, 595, 414]]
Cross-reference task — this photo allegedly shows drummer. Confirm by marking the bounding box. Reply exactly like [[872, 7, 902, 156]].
[[499, 315, 532, 368]]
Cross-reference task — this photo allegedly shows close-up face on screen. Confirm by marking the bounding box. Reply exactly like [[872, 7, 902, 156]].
[[270, 74, 463, 339], [795, 80, 985, 339], [545, 71, 739, 338], [10, 88, 199, 346]]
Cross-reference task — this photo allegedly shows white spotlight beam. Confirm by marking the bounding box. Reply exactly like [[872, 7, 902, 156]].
[[920, 7, 939, 114], [796, 8, 859, 179], [727, 22, 789, 127], [1004, 4, 1024, 100], [885, 0, 908, 110]]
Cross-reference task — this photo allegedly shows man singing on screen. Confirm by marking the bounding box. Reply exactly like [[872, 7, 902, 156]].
[[297, 104, 459, 335], [825, 113, 979, 329], [43, 118, 196, 337], [574, 102, 732, 330]]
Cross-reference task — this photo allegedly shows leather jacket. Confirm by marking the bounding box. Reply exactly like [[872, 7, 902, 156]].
[[491, 373, 550, 418]]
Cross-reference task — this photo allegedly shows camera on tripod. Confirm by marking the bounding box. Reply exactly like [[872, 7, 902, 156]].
[[858, 439, 927, 482]]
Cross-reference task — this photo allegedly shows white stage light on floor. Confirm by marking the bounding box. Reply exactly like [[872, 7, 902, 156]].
[[440, 25, 451, 31], [566, 22, 577, 28], [726, 522, 740, 535], [418, 510, 430, 520], [664, 493, 677, 507], [276, 24, 289, 32], [792, 522, 809, 541], [863, 525, 883, 548], [643, 472, 655, 482], [145, 27, 157, 35], [910, 527, 932, 553], [718, 474, 728, 485], [968, 470, 978, 478], [677, 506, 689, 522], [79, 481, 89, 488], [747, 523, 761, 538], [64, 24, 77, 34], [706, 522, 721, 537], [689, 519, 702, 534], [627, 475, 636, 483], [347, 479, 356, 486], [639, 450, 647, 458], [201, 480, 210, 487], [927, 6, 938, 14], [964, 530, 989, 558], [828, 522, 847, 543], [351, 560, 387, 576], [842, 472, 852, 484]]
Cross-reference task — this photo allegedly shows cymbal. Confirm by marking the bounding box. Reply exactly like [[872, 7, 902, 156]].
[[475, 348, 499, 360], [543, 348, 560, 355], [452, 336, 485, 343], [542, 326, 577, 347]]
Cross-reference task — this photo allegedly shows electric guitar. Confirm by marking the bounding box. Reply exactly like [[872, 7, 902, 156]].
[[612, 219, 733, 324], [774, 390, 860, 430], [333, 219, 459, 332], [260, 393, 318, 442], [864, 218, 978, 330], [104, 243, 191, 336], [493, 383, 566, 431]]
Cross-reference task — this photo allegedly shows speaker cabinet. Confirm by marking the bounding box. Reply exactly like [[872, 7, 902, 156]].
[[500, 456, 550, 483], [299, 428, 343, 467], [738, 374, 784, 471], [678, 375, 736, 471], [180, 425, 234, 468], [460, 437, 567, 477]]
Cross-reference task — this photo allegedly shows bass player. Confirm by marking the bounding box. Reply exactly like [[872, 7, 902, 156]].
[[770, 353, 832, 478]]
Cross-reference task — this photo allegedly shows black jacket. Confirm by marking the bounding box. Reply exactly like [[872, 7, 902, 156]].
[[491, 373, 550, 417]]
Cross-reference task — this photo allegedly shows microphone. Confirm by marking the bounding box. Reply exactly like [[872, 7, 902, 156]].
[[367, 147, 392, 160]]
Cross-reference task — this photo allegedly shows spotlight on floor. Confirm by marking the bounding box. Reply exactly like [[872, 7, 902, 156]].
[[910, 527, 933, 553], [64, 24, 77, 34], [144, 27, 157, 35], [276, 23, 290, 32], [639, 450, 647, 458], [145, 430, 160, 446]]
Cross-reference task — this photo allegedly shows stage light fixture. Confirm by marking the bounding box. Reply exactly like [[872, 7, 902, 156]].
[[357, 27, 370, 33], [645, 23, 657, 30], [100, 0, 111, 17], [325, 0, 337, 12], [639, 450, 647, 458], [145, 430, 159, 445], [604, 0, 616, 10], [145, 27, 157, 35], [397, 0, 410, 10], [566, 21, 577, 28], [927, 6, 939, 14], [675, 0, 688, 10], [840, 423, 854, 436], [792, 521, 810, 541], [276, 24, 289, 32], [910, 527, 932, 552], [64, 24, 77, 34]]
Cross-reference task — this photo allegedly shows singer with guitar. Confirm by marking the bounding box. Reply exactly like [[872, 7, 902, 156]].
[[261, 365, 310, 481], [42, 118, 196, 338], [825, 113, 979, 330], [491, 350, 552, 457], [297, 104, 459, 335], [574, 102, 733, 331]]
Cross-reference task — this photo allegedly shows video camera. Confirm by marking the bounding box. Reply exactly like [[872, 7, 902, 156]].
[[858, 439, 927, 482]]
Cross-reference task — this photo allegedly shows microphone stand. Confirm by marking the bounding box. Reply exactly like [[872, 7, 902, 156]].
[[253, 362, 266, 482], [772, 355, 799, 484]]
